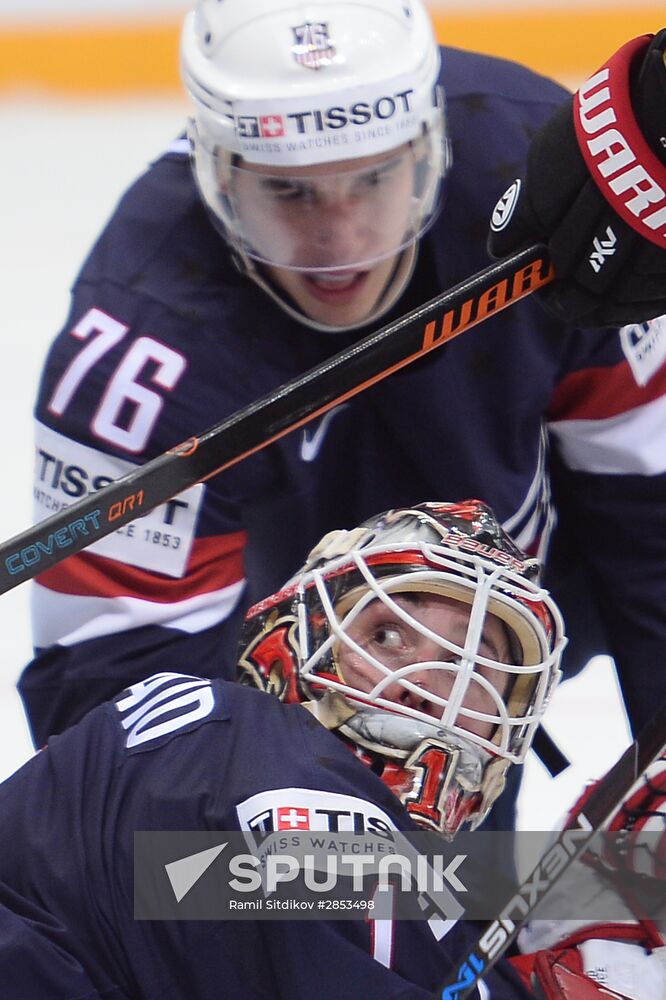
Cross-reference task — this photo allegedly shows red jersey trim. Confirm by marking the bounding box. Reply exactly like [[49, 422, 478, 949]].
[[548, 359, 666, 421], [35, 531, 247, 602]]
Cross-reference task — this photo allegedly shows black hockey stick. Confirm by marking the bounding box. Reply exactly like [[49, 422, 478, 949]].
[[435, 700, 666, 1000], [0, 243, 552, 594]]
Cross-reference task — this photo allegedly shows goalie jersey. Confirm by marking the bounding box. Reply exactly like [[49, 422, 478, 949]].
[[23, 46, 666, 746], [0, 674, 532, 999]]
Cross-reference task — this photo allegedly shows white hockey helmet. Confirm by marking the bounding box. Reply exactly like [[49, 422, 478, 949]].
[[180, 1, 449, 284], [239, 501, 566, 837]]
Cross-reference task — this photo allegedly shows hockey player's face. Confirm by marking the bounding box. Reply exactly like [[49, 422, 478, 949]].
[[337, 593, 512, 740], [229, 147, 417, 326]]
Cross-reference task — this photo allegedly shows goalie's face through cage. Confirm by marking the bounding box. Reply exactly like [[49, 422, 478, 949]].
[[239, 501, 566, 838], [337, 590, 513, 742]]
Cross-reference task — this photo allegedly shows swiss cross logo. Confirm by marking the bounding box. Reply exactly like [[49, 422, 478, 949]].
[[277, 806, 310, 830], [260, 115, 285, 138], [235, 115, 285, 140]]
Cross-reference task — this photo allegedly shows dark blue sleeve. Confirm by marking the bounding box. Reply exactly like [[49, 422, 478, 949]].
[[0, 885, 127, 1000]]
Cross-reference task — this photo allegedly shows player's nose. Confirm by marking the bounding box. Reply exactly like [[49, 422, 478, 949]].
[[313, 200, 363, 247], [385, 650, 453, 719]]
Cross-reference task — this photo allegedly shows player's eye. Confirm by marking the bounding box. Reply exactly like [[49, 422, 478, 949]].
[[261, 179, 317, 203], [354, 161, 398, 193], [361, 167, 389, 187]]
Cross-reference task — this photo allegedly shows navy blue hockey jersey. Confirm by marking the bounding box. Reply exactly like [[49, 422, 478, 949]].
[[22, 47, 666, 746], [0, 674, 532, 999]]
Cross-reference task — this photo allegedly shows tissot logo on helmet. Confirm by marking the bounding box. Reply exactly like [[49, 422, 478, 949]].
[[232, 91, 416, 141], [286, 91, 416, 133]]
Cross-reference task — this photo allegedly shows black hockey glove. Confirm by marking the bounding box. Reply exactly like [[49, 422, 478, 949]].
[[488, 30, 666, 327]]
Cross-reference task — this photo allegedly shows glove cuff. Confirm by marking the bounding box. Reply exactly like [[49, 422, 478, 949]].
[[632, 28, 666, 167], [573, 34, 666, 248]]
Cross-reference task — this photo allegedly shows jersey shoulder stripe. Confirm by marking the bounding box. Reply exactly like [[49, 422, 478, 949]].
[[548, 354, 666, 422]]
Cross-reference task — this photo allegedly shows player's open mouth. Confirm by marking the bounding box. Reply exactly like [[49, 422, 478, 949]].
[[303, 270, 369, 302]]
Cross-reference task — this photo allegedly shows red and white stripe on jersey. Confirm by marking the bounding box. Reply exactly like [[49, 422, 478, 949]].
[[32, 531, 246, 647], [547, 340, 666, 475]]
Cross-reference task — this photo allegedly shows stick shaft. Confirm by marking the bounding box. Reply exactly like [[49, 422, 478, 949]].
[[0, 244, 551, 594]]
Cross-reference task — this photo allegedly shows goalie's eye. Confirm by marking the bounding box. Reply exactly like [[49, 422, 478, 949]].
[[372, 623, 405, 651]]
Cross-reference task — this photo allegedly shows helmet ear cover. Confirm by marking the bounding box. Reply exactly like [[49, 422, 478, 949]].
[[238, 610, 306, 704]]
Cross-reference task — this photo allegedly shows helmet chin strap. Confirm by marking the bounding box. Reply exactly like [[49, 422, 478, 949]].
[[239, 242, 419, 335]]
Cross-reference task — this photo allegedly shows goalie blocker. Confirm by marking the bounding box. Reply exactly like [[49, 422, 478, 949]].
[[489, 30, 666, 326]]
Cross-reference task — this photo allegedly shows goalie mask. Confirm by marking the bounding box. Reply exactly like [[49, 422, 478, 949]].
[[239, 501, 566, 838], [180, 0, 450, 331]]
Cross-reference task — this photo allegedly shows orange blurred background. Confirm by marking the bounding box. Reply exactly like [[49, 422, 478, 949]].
[[0, 4, 661, 95]]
